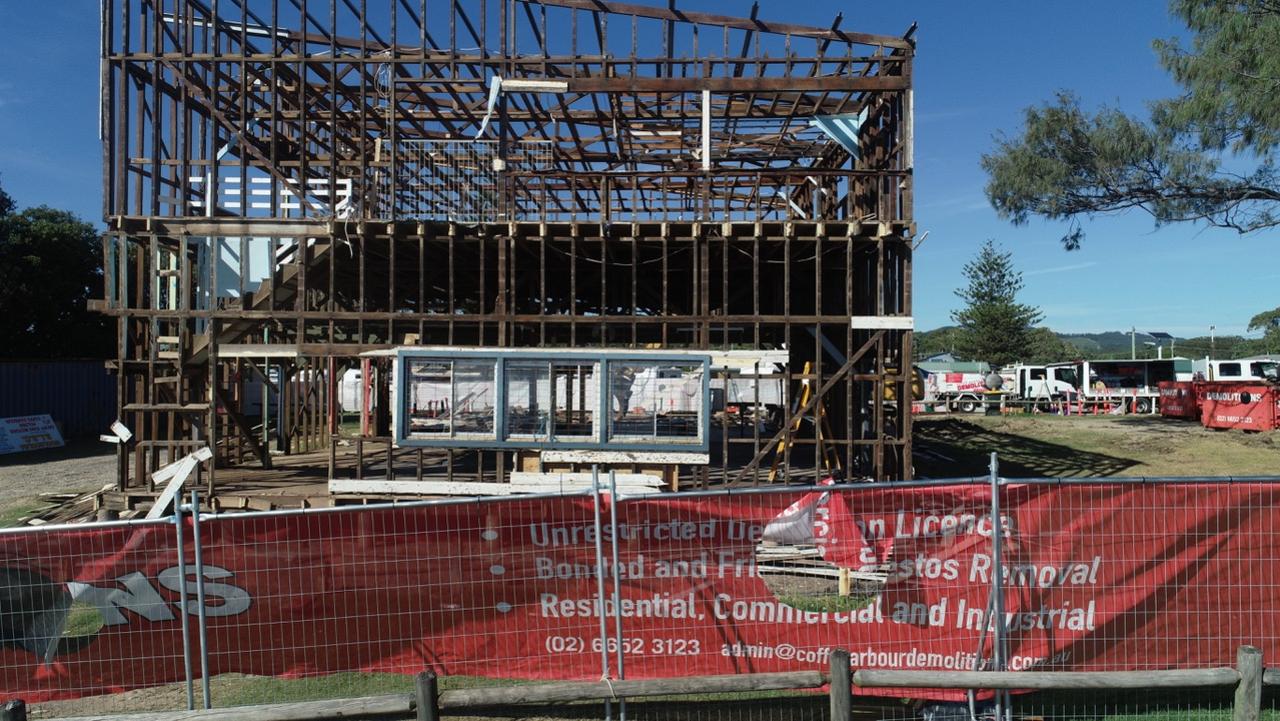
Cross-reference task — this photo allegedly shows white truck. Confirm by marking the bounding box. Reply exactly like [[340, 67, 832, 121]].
[[1191, 357, 1279, 382], [923, 363, 1075, 412], [999, 364, 1078, 407], [922, 371, 994, 412], [1045, 358, 1192, 413]]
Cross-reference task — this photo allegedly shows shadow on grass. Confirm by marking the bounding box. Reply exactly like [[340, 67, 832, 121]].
[[0, 439, 113, 468], [914, 418, 1140, 479]]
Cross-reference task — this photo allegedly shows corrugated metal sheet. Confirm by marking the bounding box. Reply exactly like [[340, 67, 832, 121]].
[[0, 361, 116, 438]]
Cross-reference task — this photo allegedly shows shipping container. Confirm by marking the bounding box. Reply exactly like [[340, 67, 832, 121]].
[[0, 361, 116, 438]]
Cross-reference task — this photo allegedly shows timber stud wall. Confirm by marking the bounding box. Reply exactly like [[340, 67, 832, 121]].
[[98, 0, 915, 493]]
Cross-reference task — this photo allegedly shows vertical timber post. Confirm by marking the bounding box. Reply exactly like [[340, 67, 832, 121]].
[[415, 671, 440, 721], [829, 648, 851, 721], [0, 700, 26, 721], [1234, 645, 1263, 721]]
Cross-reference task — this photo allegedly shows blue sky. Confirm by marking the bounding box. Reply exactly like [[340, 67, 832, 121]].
[[0, 1, 1273, 337]]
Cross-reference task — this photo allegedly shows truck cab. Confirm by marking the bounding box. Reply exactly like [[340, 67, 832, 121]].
[[1192, 358, 1280, 382], [1000, 364, 1078, 402]]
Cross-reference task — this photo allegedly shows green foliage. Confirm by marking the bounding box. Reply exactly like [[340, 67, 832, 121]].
[[983, 2, 1280, 247], [913, 326, 964, 359], [1155, 0, 1280, 154], [1248, 305, 1280, 335], [0, 180, 111, 358], [1243, 305, 1280, 354], [1024, 326, 1077, 364], [950, 240, 1044, 367]]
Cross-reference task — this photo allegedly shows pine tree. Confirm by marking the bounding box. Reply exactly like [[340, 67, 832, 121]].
[[950, 241, 1043, 368]]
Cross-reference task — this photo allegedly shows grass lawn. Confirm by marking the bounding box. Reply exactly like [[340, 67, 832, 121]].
[[0, 500, 43, 528], [914, 413, 1280, 479]]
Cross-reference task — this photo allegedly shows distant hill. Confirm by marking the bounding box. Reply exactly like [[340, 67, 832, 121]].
[[1059, 331, 1156, 355], [918, 326, 1270, 362], [917, 327, 1194, 361]]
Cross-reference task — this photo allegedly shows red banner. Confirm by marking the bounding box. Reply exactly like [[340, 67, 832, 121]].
[[2, 483, 1279, 701]]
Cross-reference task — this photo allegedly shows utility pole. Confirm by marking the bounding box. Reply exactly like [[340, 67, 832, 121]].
[[1131, 326, 1136, 360], [1210, 325, 1216, 358]]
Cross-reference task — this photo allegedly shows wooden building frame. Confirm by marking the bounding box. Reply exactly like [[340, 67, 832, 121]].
[[97, 0, 916, 502]]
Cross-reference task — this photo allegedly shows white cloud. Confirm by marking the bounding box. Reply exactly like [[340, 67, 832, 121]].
[[1024, 261, 1098, 277]]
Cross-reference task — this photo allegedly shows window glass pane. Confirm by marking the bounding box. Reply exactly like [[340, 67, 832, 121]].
[[453, 360, 496, 438], [406, 359, 452, 438], [1220, 363, 1241, 376], [505, 361, 551, 439], [551, 362, 598, 440], [609, 363, 703, 443]]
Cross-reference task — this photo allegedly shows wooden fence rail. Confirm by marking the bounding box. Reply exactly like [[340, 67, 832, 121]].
[[33, 645, 1270, 721]]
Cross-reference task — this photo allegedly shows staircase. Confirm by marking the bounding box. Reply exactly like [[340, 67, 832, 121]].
[[188, 240, 334, 364]]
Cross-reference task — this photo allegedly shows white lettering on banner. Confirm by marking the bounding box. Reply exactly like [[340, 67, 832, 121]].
[[67, 573, 174, 625], [884, 554, 961, 581], [845, 646, 1073, 671], [539, 592, 702, 619], [710, 594, 901, 625], [969, 554, 1102, 587], [528, 519, 764, 548], [890, 509, 1017, 540], [534, 555, 647, 580], [721, 642, 833, 664], [954, 598, 1096, 631], [68, 566, 251, 625], [532, 552, 759, 580], [157, 564, 252, 616]]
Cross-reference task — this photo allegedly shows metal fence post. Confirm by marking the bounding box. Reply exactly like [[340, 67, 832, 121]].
[[1234, 645, 1263, 721], [989, 452, 1011, 721], [608, 469, 627, 721], [172, 504, 195, 710], [190, 489, 212, 709], [414, 671, 440, 721], [590, 465, 613, 721], [829, 648, 851, 721]]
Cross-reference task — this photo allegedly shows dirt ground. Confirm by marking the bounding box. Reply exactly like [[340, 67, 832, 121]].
[[0, 441, 116, 524], [914, 412, 1280, 479]]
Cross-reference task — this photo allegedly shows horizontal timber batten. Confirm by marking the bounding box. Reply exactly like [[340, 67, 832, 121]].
[[98, 0, 915, 499]]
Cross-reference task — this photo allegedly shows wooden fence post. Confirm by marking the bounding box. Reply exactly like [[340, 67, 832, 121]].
[[1234, 645, 1263, 721], [830, 649, 851, 721], [416, 671, 440, 721], [0, 699, 27, 721]]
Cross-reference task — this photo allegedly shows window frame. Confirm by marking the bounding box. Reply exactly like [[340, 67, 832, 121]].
[[394, 349, 712, 452]]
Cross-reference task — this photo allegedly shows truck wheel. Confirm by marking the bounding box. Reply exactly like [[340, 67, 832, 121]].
[[958, 399, 978, 413], [1134, 398, 1152, 414]]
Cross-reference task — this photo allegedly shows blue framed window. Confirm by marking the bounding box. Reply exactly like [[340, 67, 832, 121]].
[[395, 349, 710, 452]]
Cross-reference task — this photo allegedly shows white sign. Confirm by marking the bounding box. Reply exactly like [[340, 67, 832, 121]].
[[0, 415, 65, 455]]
